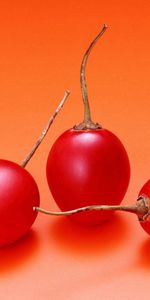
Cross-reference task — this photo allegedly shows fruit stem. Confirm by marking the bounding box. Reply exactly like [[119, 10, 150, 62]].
[[20, 90, 70, 168], [33, 196, 150, 221], [74, 24, 107, 130], [34, 204, 137, 215]]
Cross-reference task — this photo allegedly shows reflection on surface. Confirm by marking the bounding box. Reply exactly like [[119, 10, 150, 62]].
[[49, 213, 128, 257], [0, 229, 39, 275], [137, 237, 150, 270]]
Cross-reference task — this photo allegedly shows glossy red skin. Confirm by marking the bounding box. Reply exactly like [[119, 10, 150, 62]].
[[0, 159, 40, 247], [138, 180, 150, 235], [47, 128, 130, 226]]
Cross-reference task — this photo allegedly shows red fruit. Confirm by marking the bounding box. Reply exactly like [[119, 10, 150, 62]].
[[0, 159, 40, 247], [46, 128, 130, 225], [138, 180, 150, 235], [139, 180, 150, 198], [0, 91, 69, 247], [46, 25, 130, 226]]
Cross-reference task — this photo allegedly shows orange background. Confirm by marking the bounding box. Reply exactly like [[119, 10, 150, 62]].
[[0, 0, 150, 299]]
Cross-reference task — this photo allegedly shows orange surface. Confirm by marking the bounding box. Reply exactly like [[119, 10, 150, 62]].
[[0, 0, 150, 299]]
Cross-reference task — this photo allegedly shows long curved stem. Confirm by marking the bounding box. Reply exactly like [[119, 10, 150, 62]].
[[33, 196, 150, 221], [81, 24, 107, 122], [75, 24, 107, 130], [20, 90, 70, 168], [34, 204, 137, 216]]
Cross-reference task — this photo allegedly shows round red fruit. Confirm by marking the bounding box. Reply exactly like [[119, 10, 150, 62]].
[[46, 128, 130, 225], [138, 180, 150, 235], [0, 159, 40, 247]]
